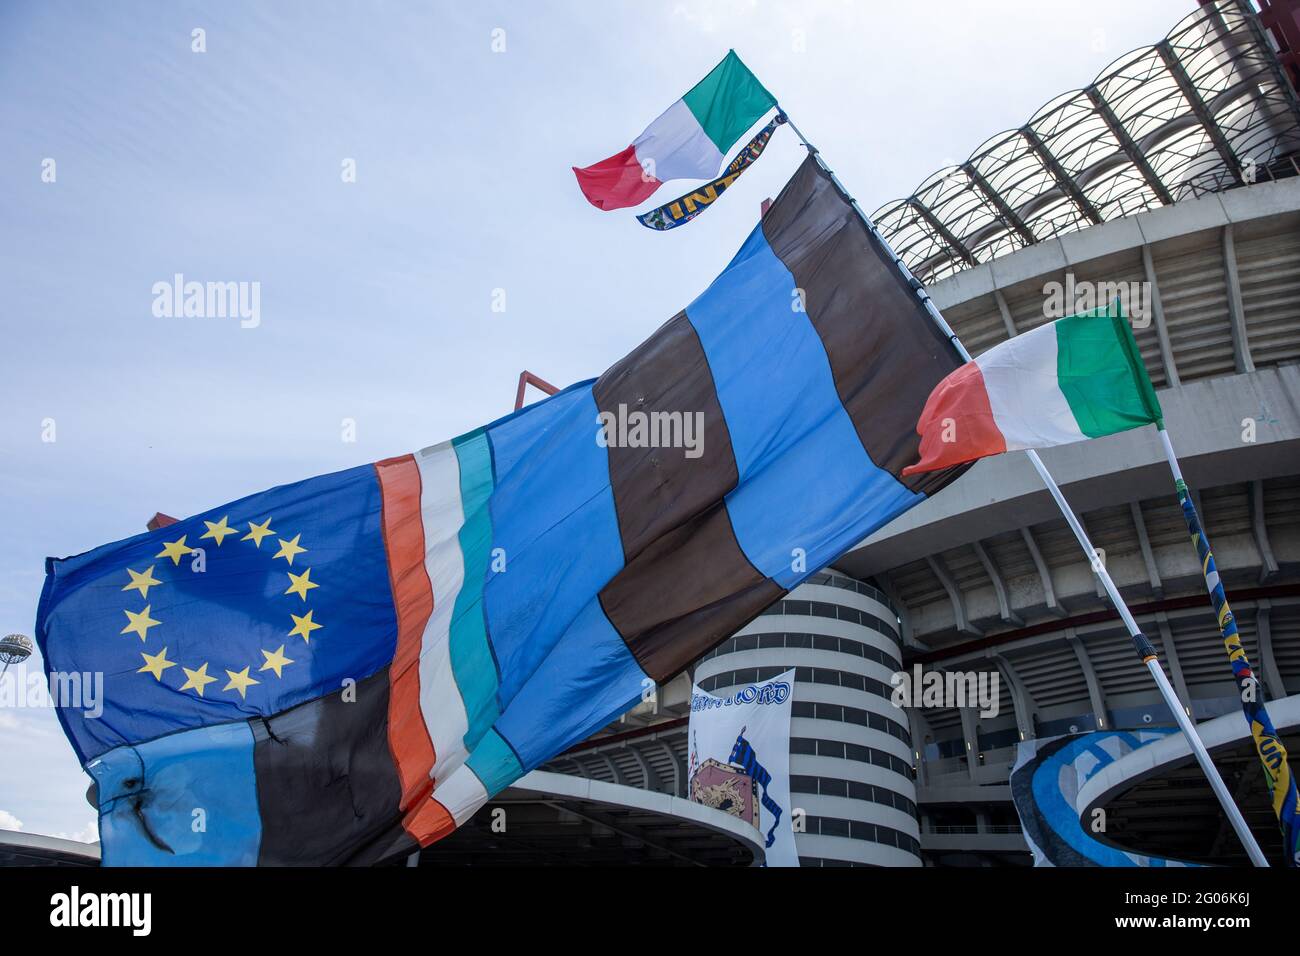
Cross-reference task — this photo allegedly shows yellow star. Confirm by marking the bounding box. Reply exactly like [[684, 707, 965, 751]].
[[122, 565, 162, 599], [288, 609, 323, 642], [120, 605, 161, 642], [242, 517, 275, 548], [285, 568, 319, 601], [137, 647, 176, 681], [179, 662, 217, 696], [156, 536, 193, 566], [222, 666, 260, 699], [259, 644, 294, 678], [272, 533, 308, 565], [200, 515, 238, 546]]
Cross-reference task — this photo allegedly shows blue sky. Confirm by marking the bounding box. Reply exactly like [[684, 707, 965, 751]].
[[0, 0, 1192, 839]]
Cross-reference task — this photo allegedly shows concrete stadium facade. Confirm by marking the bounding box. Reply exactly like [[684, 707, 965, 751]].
[[695, 573, 922, 866], [838, 174, 1300, 865]]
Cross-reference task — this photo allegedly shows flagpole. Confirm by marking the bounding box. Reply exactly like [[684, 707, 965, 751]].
[[1156, 425, 1299, 865], [777, 109, 1269, 866]]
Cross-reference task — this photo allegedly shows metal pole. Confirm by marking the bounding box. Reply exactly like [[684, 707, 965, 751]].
[[1156, 427, 1184, 483], [1145, 655, 1268, 865], [778, 109, 1268, 866]]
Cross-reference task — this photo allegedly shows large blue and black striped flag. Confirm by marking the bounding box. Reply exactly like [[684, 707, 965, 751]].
[[37, 156, 970, 865]]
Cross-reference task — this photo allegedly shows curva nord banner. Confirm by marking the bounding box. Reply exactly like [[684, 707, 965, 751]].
[[688, 669, 798, 866]]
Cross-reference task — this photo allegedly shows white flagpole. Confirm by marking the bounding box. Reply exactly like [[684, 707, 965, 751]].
[[777, 111, 1268, 866]]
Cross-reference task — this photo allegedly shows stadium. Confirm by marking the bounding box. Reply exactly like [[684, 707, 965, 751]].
[[4, 0, 1300, 870]]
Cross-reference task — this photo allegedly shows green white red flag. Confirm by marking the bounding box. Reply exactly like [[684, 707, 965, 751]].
[[904, 305, 1163, 475], [573, 50, 775, 211]]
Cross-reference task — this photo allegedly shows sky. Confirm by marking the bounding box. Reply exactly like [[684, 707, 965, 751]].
[[0, 0, 1194, 840]]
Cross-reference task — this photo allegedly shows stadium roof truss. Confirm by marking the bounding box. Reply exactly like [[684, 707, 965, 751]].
[[872, 0, 1300, 285]]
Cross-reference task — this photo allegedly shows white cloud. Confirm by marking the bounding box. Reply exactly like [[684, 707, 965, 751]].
[[0, 809, 24, 831], [52, 820, 98, 844], [670, 0, 760, 34]]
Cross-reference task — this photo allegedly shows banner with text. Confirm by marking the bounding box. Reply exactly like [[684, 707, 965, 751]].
[[688, 668, 797, 867]]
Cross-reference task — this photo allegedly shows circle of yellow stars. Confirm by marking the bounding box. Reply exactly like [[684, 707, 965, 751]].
[[118, 514, 324, 701]]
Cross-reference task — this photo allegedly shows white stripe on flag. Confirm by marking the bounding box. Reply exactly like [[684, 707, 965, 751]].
[[978, 321, 1086, 451], [632, 98, 724, 183], [432, 765, 489, 827], [415, 440, 472, 786]]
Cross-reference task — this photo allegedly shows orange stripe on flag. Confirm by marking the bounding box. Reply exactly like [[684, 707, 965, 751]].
[[403, 796, 457, 848], [375, 455, 437, 811]]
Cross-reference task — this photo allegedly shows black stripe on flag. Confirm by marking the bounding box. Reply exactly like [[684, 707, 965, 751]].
[[593, 308, 781, 682], [599, 502, 782, 683], [251, 668, 405, 865], [761, 157, 971, 498], [593, 310, 739, 561]]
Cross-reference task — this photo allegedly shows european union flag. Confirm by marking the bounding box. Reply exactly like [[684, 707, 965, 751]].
[[37, 463, 398, 763]]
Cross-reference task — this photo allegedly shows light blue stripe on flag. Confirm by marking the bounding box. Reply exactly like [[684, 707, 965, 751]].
[[494, 598, 649, 771], [483, 383, 626, 709], [89, 722, 261, 865], [685, 223, 921, 589]]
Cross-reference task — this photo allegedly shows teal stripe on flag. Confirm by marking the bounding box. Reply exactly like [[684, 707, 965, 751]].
[[465, 728, 525, 797], [449, 429, 500, 751]]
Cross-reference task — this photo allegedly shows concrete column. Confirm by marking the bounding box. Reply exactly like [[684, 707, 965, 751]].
[[1068, 631, 1108, 730], [958, 706, 980, 781], [1255, 602, 1287, 703], [1156, 615, 1193, 716], [1221, 225, 1256, 374], [1140, 243, 1180, 386]]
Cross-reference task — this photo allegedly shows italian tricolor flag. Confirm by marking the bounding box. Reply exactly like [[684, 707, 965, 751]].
[[573, 50, 775, 211], [904, 306, 1163, 475]]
